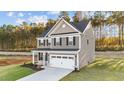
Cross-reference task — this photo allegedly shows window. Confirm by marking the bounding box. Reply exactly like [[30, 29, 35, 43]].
[[73, 37, 76, 45], [87, 39, 89, 45], [60, 38, 62, 46], [62, 24, 66, 28], [56, 37, 60, 45], [54, 38, 56, 46], [68, 36, 73, 45], [51, 56, 56, 58], [69, 36, 73, 42], [39, 39, 43, 46], [57, 56, 61, 58], [62, 56, 67, 59], [69, 57, 74, 59], [66, 37, 69, 45]]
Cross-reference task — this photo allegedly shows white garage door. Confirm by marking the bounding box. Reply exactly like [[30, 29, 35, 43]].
[[49, 54, 75, 69]]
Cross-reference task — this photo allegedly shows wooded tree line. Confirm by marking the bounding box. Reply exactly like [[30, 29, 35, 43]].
[[90, 11, 124, 51], [0, 11, 124, 51], [0, 23, 46, 51]]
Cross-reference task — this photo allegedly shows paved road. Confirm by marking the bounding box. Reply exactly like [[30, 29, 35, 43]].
[[96, 51, 124, 58], [0, 51, 31, 56], [0, 51, 124, 57], [18, 67, 73, 81]]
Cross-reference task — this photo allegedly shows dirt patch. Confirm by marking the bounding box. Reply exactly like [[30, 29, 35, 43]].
[[0, 56, 32, 66]]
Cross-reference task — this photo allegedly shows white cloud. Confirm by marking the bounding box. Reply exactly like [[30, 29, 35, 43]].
[[7, 12, 14, 17], [47, 11, 60, 15], [18, 12, 24, 17], [28, 15, 48, 24], [16, 18, 25, 24]]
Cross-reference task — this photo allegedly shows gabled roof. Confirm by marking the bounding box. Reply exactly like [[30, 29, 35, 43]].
[[39, 18, 90, 37], [40, 26, 53, 37], [70, 20, 90, 33]]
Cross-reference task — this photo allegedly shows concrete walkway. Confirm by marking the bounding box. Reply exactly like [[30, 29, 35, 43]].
[[18, 67, 73, 81]]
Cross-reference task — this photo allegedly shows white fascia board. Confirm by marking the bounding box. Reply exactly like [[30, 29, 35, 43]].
[[50, 34, 81, 38]]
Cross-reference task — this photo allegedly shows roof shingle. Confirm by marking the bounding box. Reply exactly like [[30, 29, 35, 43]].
[[39, 19, 90, 37]]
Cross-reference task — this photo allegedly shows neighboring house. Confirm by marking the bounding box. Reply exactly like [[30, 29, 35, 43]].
[[32, 17, 95, 70]]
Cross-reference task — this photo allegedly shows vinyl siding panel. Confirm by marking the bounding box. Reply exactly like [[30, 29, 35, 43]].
[[79, 23, 95, 69], [51, 36, 79, 49], [51, 20, 78, 35]]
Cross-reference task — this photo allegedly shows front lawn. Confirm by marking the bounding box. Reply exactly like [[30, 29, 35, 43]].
[[61, 57, 124, 81], [0, 64, 36, 81], [0, 56, 37, 81]]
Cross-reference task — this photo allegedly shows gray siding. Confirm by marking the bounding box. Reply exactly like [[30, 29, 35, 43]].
[[37, 40, 51, 49], [37, 19, 80, 49], [51, 36, 79, 49], [37, 36, 79, 49], [78, 22, 95, 69], [50, 20, 77, 35]]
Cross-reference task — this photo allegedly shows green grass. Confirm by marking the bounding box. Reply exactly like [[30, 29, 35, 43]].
[[0, 63, 36, 81], [61, 57, 124, 81]]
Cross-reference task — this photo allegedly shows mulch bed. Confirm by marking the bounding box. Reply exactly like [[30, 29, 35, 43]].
[[21, 63, 44, 71], [0, 56, 32, 66]]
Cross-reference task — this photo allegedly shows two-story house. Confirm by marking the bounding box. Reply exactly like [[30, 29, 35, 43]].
[[32, 15, 95, 70]]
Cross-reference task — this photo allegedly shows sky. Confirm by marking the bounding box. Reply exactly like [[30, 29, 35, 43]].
[[0, 11, 75, 26]]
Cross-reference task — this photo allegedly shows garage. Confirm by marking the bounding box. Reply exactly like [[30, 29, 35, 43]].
[[49, 54, 75, 69]]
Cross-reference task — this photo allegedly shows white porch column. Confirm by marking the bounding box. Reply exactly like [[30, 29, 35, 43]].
[[43, 53, 45, 65], [76, 53, 80, 70], [32, 51, 35, 64]]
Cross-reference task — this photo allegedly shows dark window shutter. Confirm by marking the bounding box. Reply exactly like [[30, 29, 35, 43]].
[[66, 37, 68, 45], [87, 39, 89, 45], [73, 37, 76, 45], [54, 38, 56, 46], [60, 38, 62, 45], [43, 40, 45, 46], [39, 53, 41, 60], [47, 39, 48, 46], [41, 53, 43, 60]]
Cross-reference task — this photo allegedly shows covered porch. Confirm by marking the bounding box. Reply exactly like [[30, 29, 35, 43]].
[[32, 51, 49, 66]]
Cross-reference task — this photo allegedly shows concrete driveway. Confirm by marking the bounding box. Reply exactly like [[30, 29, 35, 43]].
[[18, 67, 73, 81]]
